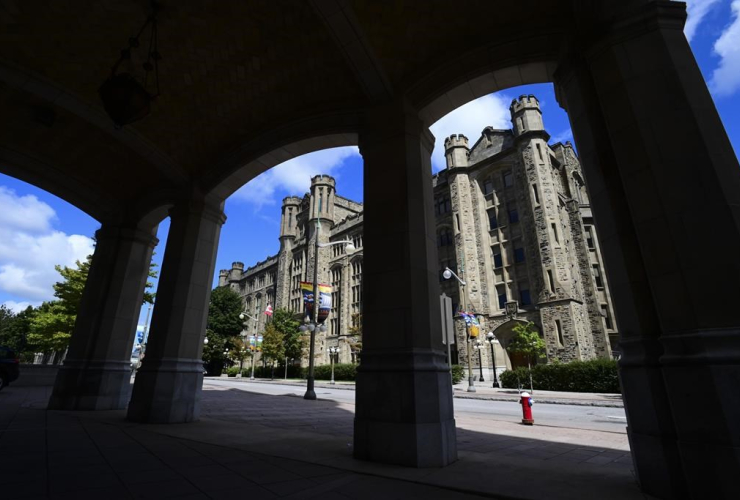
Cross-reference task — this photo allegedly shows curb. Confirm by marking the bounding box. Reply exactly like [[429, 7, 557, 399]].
[[206, 378, 625, 408]]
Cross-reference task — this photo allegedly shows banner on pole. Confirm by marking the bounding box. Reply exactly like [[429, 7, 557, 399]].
[[249, 335, 256, 351], [459, 311, 480, 337], [301, 281, 333, 323], [256, 334, 263, 352]]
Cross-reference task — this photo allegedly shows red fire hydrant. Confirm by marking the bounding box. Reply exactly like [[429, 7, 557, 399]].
[[520, 391, 534, 425]]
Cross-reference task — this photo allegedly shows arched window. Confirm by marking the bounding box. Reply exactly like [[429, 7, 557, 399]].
[[351, 258, 363, 326], [330, 266, 342, 336]]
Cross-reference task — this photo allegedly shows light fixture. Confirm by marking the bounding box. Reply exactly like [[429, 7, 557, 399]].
[[99, 0, 161, 126], [442, 268, 452, 280]]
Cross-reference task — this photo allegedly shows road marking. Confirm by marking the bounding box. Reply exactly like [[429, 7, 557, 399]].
[[607, 416, 627, 420]]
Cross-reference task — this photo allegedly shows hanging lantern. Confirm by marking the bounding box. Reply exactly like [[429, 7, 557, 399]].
[[99, 1, 161, 127]]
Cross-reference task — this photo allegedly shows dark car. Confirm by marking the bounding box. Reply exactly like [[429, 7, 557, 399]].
[[0, 346, 20, 391]]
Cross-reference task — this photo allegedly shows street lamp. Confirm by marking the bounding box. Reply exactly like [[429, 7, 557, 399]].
[[442, 266, 476, 393], [486, 332, 500, 388], [223, 348, 230, 376], [473, 340, 485, 382], [302, 216, 356, 400], [328, 346, 339, 385]]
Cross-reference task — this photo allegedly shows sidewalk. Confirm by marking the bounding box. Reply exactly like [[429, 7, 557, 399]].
[[211, 377, 625, 408], [1, 384, 644, 500]]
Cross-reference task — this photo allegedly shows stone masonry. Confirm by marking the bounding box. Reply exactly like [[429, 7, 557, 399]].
[[220, 95, 617, 371]]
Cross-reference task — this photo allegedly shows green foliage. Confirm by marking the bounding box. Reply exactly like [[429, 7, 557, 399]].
[[499, 359, 621, 393], [313, 363, 356, 381], [272, 308, 303, 361], [203, 287, 245, 374], [28, 301, 75, 354], [143, 251, 159, 304], [207, 287, 244, 338], [450, 364, 465, 384], [0, 306, 36, 360], [226, 366, 240, 377], [261, 322, 285, 364], [507, 322, 546, 363]]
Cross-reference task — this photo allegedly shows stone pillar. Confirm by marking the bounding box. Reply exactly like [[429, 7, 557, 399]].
[[48, 224, 157, 410], [556, 3, 740, 498], [354, 99, 457, 467], [127, 200, 226, 423]]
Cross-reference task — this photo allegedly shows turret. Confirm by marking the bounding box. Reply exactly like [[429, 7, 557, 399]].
[[280, 196, 301, 239], [218, 269, 229, 287], [510, 94, 544, 136], [444, 134, 469, 169], [228, 261, 244, 283], [309, 174, 335, 223]]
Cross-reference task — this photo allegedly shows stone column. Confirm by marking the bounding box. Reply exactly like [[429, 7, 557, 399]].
[[556, 3, 740, 498], [48, 224, 157, 410], [127, 200, 226, 423], [354, 99, 457, 467]]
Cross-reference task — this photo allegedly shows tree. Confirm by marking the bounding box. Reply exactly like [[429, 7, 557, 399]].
[[203, 287, 245, 374], [261, 322, 285, 379], [0, 306, 35, 359], [507, 321, 546, 365], [28, 301, 75, 359], [272, 308, 303, 362]]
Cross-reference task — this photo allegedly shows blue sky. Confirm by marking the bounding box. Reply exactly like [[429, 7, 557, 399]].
[[1, 0, 739, 334]]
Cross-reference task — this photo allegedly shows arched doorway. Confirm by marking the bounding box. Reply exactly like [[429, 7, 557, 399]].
[[490, 319, 542, 371]]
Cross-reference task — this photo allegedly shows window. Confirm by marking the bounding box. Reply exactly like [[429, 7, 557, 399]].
[[536, 143, 543, 161], [435, 195, 451, 215], [514, 246, 525, 263], [483, 178, 494, 195], [555, 319, 564, 347], [438, 228, 453, 247], [497, 286, 507, 309], [353, 233, 363, 249], [519, 287, 532, 306], [351, 259, 363, 320], [503, 171, 513, 188], [493, 248, 503, 269], [532, 183, 540, 205], [489, 210, 498, 230], [585, 226, 595, 249], [547, 270, 556, 293], [507, 201, 519, 224], [331, 267, 342, 336], [551, 223, 559, 245], [601, 304, 613, 329], [592, 265, 603, 288]]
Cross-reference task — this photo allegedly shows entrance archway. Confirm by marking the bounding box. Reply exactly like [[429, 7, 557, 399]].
[[491, 319, 541, 371]]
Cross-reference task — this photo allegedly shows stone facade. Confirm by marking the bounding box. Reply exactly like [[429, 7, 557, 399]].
[[221, 95, 617, 371], [219, 175, 364, 367]]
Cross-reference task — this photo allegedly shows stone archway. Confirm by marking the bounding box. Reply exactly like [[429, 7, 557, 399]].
[[491, 319, 541, 371]]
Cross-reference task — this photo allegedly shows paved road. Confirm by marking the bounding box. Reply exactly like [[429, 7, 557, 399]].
[[204, 378, 628, 434]]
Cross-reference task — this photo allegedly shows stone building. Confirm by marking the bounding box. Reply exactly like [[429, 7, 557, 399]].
[[221, 94, 616, 372], [219, 175, 365, 367]]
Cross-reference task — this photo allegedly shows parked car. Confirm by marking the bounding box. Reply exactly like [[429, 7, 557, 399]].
[[0, 346, 20, 391]]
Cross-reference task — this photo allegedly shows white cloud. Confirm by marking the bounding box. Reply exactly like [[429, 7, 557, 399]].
[[231, 147, 360, 209], [549, 129, 573, 145], [683, 0, 721, 42], [429, 93, 511, 171], [0, 187, 95, 303], [0, 186, 56, 233], [710, 0, 740, 97], [1, 300, 37, 313]]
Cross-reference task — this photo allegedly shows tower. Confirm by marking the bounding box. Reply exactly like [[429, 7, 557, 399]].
[[275, 196, 301, 309], [218, 269, 229, 288], [510, 94, 544, 136], [309, 174, 336, 225], [444, 134, 469, 169]]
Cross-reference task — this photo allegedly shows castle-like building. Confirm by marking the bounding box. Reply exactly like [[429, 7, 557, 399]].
[[219, 94, 617, 373]]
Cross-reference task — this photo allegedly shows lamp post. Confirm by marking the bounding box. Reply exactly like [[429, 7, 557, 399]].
[[239, 312, 259, 379], [301, 216, 356, 400], [328, 346, 339, 385], [473, 340, 485, 382], [486, 332, 500, 388], [223, 349, 229, 376], [443, 266, 476, 393]]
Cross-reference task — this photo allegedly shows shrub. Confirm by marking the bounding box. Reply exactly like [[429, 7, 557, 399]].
[[313, 363, 357, 381], [499, 359, 621, 393], [450, 365, 465, 384], [226, 366, 240, 377]]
